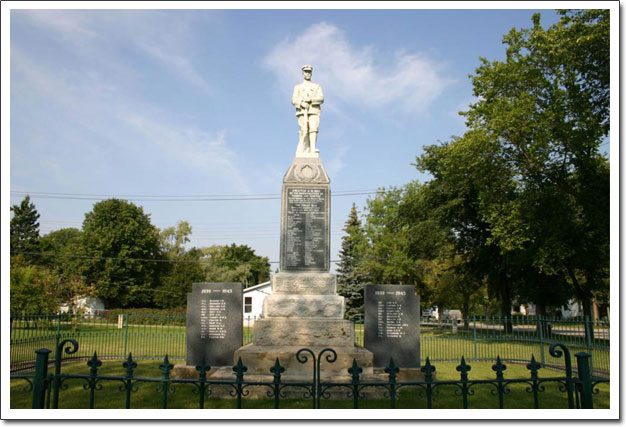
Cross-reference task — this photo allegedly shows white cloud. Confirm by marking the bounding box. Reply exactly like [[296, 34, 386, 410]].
[[23, 10, 99, 40], [325, 144, 349, 178], [11, 42, 248, 194], [120, 114, 249, 192], [17, 10, 210, 91], [263, 22, 453, 115]]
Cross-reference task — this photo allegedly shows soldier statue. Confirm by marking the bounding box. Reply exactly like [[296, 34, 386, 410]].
[[292, 64, 324, 156]]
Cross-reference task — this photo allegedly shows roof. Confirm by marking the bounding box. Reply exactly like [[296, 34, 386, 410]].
[[243, 281, 271, 293]]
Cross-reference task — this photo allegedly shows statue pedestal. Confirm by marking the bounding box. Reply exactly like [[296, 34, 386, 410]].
[[229, 157, 374, 394]]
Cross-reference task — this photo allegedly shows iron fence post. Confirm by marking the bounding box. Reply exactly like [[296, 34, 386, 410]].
[[472, 316, 478, 361], [32, 349, 51, 409], [537, 316, 545, 364], [159, 355, 173, 409], [270, 358, 285, 409], [584, 316, 592, 352], [385, 358, 398, 409], [575, 352, 594, 409], [348, 359, 362, 409], [55, 314, 61, 352], [123, 313, 129, 358]]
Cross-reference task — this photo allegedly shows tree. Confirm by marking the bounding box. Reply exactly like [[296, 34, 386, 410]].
[[201, 244, 270, 287], [336, 204, 367, 321], [154, 248, 206, 309], [160, 221, 193, 257], [77, 199, 163, 308], [10, 257, 61, 314], [39, 228, 82, 271], [415, 131, 522, 329], [10, 196, 41, 263], [153, 221, 205, 309], [463, 9, 610, 325]]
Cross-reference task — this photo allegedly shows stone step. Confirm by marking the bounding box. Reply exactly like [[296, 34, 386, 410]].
[[252, 318, 355, 346], [263, 294, 344, 318], [272, 272, 337, 294], [234, 344, 374, 380]]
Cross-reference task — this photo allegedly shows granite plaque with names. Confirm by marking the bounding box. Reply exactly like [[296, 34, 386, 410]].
[[186, 282, 243, 366], [280, 185, 330, 272], [364, 285, 420, 368]]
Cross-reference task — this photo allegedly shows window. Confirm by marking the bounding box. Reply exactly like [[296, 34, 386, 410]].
[[244, 297, 252, 313]]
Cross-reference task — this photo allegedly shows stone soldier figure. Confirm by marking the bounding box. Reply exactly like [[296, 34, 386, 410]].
[[292, 64, 324, 156]]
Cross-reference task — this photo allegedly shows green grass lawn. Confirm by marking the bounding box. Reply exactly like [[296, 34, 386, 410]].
[[10, 358, 609, 410], [11, 326, 610, 379]]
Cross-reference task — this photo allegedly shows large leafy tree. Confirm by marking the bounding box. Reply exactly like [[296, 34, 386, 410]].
[[360, 186, 419, 286], [416, 130, 522, 328], [10, 196, 41, 263], [154, 248, 205, 309], [336, 204, 367, 321], [463, 9, 610, 324], [39, 228, 82, 271], [77, 199, 163, 308], [153, 221, 205, 309], [202, 244, 270, 287], [10, 257, 61, 314]]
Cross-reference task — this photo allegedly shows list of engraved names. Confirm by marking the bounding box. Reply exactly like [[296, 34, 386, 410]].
[[285, 187, 327, 269], [376, 290, 408, 339], [199, 288, 232, 340]]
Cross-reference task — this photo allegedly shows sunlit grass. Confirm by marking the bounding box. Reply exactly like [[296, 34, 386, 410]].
[[10, 359, 609, 409]]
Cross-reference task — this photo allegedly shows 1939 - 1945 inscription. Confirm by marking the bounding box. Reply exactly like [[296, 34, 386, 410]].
[[186, 282, 242, 366], [364, 285, 421, 367], [281, 186, 329, 271]]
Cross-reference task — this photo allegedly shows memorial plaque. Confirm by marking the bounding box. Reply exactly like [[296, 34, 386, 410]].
[[186, 282, 243, 366], [364, 285, 420, 367], [280, 185, 329, 271]]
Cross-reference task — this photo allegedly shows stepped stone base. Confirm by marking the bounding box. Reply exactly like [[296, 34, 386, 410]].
[[251, 318, 354, 346], [171, 364, 430, 400], [234, 344, 374, 379], [272, 272, 336, 294], [263, 294, 344, 318]]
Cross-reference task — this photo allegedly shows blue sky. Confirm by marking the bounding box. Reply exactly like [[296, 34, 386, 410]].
[[9, 7, 575, 268]]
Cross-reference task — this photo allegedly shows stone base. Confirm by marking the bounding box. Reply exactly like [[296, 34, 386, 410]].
[[234, 344, 374, 380], [272, 272, 336, 294], [252, 318, 355, 346], [171, 363, 431, 400], [263, 294, 344, 318]]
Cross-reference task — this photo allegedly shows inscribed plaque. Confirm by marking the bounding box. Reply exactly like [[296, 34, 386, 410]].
[[364, 285, 421, 367], [186, 282, 243, 366]]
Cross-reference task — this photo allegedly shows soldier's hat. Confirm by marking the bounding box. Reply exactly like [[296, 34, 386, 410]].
[[301, 64, 313, 72]]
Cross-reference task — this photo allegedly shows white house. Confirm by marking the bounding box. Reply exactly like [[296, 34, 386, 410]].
[[59, 295, 105, 315], [242, 281, 272, 326]]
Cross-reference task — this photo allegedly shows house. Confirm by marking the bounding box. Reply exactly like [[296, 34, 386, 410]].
[[242, 281, 272, 326], [59, 295, 105, 315]]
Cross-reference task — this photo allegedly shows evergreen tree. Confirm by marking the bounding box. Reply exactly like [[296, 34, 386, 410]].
[[10, 195, 41, 263], [336, 204, 367, 321]]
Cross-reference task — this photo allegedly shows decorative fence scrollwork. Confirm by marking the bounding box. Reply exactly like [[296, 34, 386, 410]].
[[12, 341, 607, 410]]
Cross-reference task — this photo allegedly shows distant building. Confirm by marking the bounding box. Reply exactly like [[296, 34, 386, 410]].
[[242, 281, 272, 326], [59, 295, 105, 315]]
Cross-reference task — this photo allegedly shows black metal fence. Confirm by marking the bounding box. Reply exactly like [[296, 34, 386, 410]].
[[10, 313, 610, 378], [10, 340, 608, 410]]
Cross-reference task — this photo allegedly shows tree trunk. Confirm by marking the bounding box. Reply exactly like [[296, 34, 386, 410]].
[[462, 292, 470, 328], [499, 282, 513, 334], [580, 295, 595, 342], [535, 303, 549, 336], [566, 266, 595, 342]]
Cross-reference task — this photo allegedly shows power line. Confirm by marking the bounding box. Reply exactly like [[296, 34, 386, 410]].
[[10, 189, 384, 202], [11, 251, 343, 265], [11, 251, 277, 264]]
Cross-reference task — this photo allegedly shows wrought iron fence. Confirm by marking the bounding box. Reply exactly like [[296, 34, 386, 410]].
[[10, 340, 608, 409], [11, 313, 610, 378]]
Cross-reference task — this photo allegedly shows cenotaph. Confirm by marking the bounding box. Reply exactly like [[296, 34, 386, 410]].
[[232, 65, 374, 381]]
